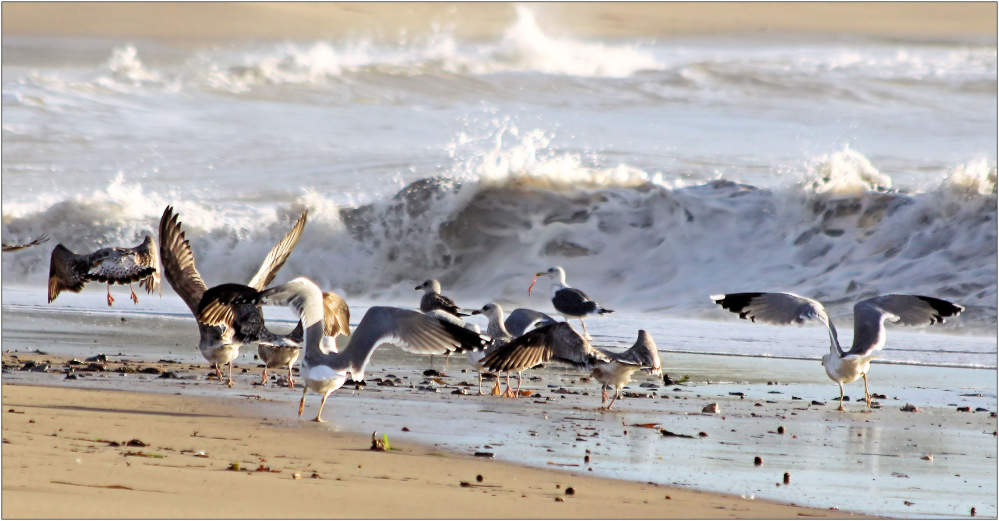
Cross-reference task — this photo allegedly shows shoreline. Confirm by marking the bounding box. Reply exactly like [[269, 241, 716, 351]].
[[2, 3, 995, 44], [2, 348, 995, 518], [1, 383, 854, 519]]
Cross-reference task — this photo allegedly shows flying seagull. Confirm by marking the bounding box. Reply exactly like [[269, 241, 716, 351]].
[[712, 292, 963, 411], [3, 234, 49, 252], [529, 266, 612, 338], [158, 206, 307, 386], [592, 330, 663, 409], [235, 277, 488, 422], [48, 236, 160, 306]]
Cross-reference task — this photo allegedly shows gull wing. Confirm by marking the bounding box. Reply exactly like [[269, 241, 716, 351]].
[[247, 211, 308, 291], [323, 291, 351, 337], [3, 234, 49, 252], [158, 206, 209, 314], [481, 322, 609, 373], [848, 295, 964, 357], [48, 244, 88, 303], [712, 292, 841, 355], [600, 330, 662, 376]]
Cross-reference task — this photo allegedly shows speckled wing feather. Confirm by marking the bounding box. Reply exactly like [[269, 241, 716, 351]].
[[247, 210, 308, 291], [196, 283, 260, 329], [48, 244, 89, 302], [158, 206, 209, 314], [132, 235, 160, 295], [481, 322, 609, 373], [420, 292, 466, 316], [323, 291, 351, 337]]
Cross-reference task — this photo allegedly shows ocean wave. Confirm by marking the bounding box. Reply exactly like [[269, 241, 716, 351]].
[[4, 148, 995, 332], [6, 5, 993, 104]]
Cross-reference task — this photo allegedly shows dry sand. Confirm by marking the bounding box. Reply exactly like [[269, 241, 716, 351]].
[[2, 2, 995, 44], [1, 383, 855, 519]]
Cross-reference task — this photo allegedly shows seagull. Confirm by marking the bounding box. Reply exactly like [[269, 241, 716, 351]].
[[48, 236, 160, 307], [158, 206, 306, 386], [529, 266, 613, 338], [468, 303, 518, 396], [480, 321, 610, 393], [235, 277, 489, 422], [416, 279, 468, 316], [257, 291, 351, 389], [592, 330, 662, 409], [3, 234, 49, 252], [712, 292, 964, 411], [416, 279, 468, 369]]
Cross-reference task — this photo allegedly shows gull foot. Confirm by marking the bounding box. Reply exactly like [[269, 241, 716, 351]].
[[311, 417, 327, 423]]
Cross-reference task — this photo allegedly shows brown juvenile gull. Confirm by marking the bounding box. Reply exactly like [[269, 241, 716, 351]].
[[256, 290, 351, 389], [48, 235, 160, 307], [480, 321, 610, 398], [592, 330, 663, 409], [3, 234, 49, 252], [528, 266, 613, 339], [234, 277, 489, 422], [469, 304, 558, 397], [159, 205, 306, 386], [416, 279, 469, 370], [712, 292, 963, 411]]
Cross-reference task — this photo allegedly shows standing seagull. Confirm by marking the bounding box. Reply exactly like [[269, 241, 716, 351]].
[[235, 277, 488, 422], [712, 292, 964, 411], [416, 279, 468, 369], [529, 266, 613, 338], [48, 236, 160, 307], [158, 206, 307, 386], [256, 290, 351, 389], [3, 234, 49, 252], [469, 303, 517, 396], [592, 330, 662, 410]]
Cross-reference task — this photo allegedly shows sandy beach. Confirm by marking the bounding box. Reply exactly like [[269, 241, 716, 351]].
[[2, 383, 857, 519], [2, 2, 995, 43], [2, 1, 996, 519], [1, 307, 996, 518]]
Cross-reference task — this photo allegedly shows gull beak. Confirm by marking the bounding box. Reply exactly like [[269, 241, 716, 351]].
[[414, 285, 421, 291], [471, 309, 482, 315]]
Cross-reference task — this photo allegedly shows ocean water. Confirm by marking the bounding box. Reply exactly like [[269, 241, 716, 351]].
[[2, 8, 997, 367]]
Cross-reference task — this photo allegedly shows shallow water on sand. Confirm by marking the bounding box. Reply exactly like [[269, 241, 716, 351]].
[[2, 305, 995, 518]]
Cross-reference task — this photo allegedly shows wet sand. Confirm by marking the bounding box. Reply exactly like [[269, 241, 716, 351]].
[[2, 383, 857, 519], [1, 306, 996, 518], [2, 2, 995, 44]]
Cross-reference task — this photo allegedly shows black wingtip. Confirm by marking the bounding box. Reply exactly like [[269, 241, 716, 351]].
[[599, 308, 614, 314], [917, 296, 964, 323], [713, 292, 765, 320]]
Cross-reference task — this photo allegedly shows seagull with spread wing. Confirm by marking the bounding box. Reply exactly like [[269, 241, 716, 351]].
[[235, 277, 489, 422], [592, 330, 662, 409], [158, 206, 307, 386], [48, 235, 160, 307], [712, 292, 964, 411], [480, 320, 610, 399]]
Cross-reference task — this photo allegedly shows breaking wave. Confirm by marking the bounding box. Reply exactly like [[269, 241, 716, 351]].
[[3, 148, 996, 332]]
